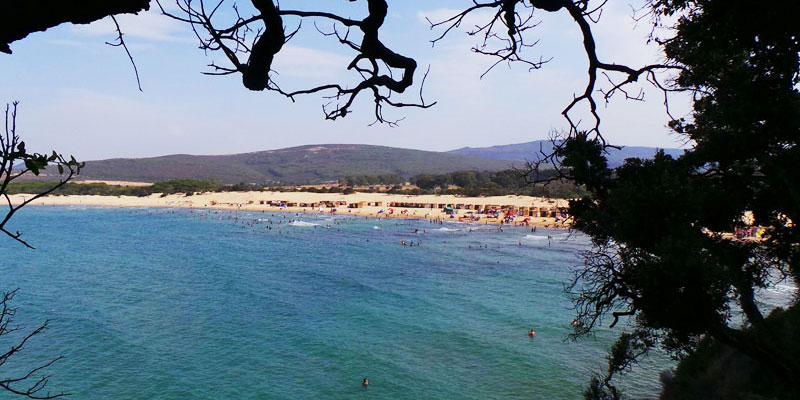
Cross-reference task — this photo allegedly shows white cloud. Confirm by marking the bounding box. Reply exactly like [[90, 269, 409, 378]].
[[591, 3, 663, 67], [45, 39, 85, 47], [70, 9, 191, 43], [272, 45, 353, 80]]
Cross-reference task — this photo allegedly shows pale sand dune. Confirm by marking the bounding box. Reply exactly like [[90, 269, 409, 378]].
[[73, 180, 153, 187], [9, 192, 571, 227]]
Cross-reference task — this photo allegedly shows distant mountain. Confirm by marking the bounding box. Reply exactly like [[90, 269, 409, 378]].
[[448, 140, 685, 167], [74, 144, 522, 184]]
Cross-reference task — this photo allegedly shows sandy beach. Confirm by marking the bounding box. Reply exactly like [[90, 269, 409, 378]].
[[10, 191, 571, 227]]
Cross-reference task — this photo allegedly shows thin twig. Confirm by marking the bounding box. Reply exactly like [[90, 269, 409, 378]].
[[106, 15, 142, 91]]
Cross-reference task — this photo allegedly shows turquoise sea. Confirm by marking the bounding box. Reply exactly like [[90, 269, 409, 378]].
[[2, 206, 672, 399]]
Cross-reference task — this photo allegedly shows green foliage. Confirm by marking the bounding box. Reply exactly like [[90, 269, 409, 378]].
[[223, 182, 265, 192], [583, 376, 621, 400], [449, 171, 477, 188], [408, 169, 586, 198], [563, 0, 800, 394], [148, 179, 218, 195], [342, 173, 404, 186], [8, 179, 235, 197], [411, 173, 451, 190]]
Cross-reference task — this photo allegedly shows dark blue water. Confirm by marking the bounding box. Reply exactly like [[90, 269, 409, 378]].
[[2, 206, 669, 399]]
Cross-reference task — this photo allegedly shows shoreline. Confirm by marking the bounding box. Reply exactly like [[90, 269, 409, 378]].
[[10, 191, 572, 228]]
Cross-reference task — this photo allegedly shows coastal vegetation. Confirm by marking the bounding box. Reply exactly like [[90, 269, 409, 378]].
[[7, 179, 220, 197], [338, 170, 586, 198], [9, 168, 587, 199], [409, 170, 586, 198]]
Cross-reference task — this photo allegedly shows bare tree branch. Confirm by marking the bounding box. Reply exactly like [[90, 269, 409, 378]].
[[0, 290, 69, 399], [157, 0, 434, 124], [105, 16, 143, 91], [0, 102, 84, 249]]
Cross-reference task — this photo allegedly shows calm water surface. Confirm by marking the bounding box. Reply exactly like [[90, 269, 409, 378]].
[[2, 206, 671, 399]]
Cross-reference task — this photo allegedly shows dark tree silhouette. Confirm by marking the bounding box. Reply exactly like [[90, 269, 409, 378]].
[[2, 1, 798, 398], [558, 1, 800, 397], [152, 0, 681, 130], [1, 0, 678, 133], [156, 0, 439, 125]]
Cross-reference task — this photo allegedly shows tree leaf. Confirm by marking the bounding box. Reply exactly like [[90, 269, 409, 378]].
[[24, 159, 40, 175]]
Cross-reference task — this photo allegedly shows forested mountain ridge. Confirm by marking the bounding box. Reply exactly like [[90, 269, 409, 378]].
[[30, 142, 683, 185], [69, 144, 521, 184], [448, 140, 684, 167]]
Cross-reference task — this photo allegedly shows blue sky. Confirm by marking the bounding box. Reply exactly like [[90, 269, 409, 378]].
[[0, 0, 690, 161]]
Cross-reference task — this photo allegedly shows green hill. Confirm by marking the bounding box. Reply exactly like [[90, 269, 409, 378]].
[[73, 144, 521, 185]]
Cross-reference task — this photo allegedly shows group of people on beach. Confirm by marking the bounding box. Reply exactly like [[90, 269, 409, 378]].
[[171, 208, 568, 252]]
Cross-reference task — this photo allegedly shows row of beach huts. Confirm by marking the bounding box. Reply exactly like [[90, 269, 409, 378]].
[[245, 199, 567, 218]]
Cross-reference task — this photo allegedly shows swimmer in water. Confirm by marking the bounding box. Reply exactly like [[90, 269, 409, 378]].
[[528, 329, 536, 338], [362, 378, 370, 387]]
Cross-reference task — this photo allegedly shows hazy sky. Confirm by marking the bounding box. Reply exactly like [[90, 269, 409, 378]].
[[0, 0, 691, 161]]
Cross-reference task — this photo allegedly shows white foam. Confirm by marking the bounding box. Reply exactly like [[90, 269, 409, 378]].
[[288, 221, 320, 227], [523, 235, 548, 240], [373, 226, 382, 230], [438, 227, 460, 232]]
